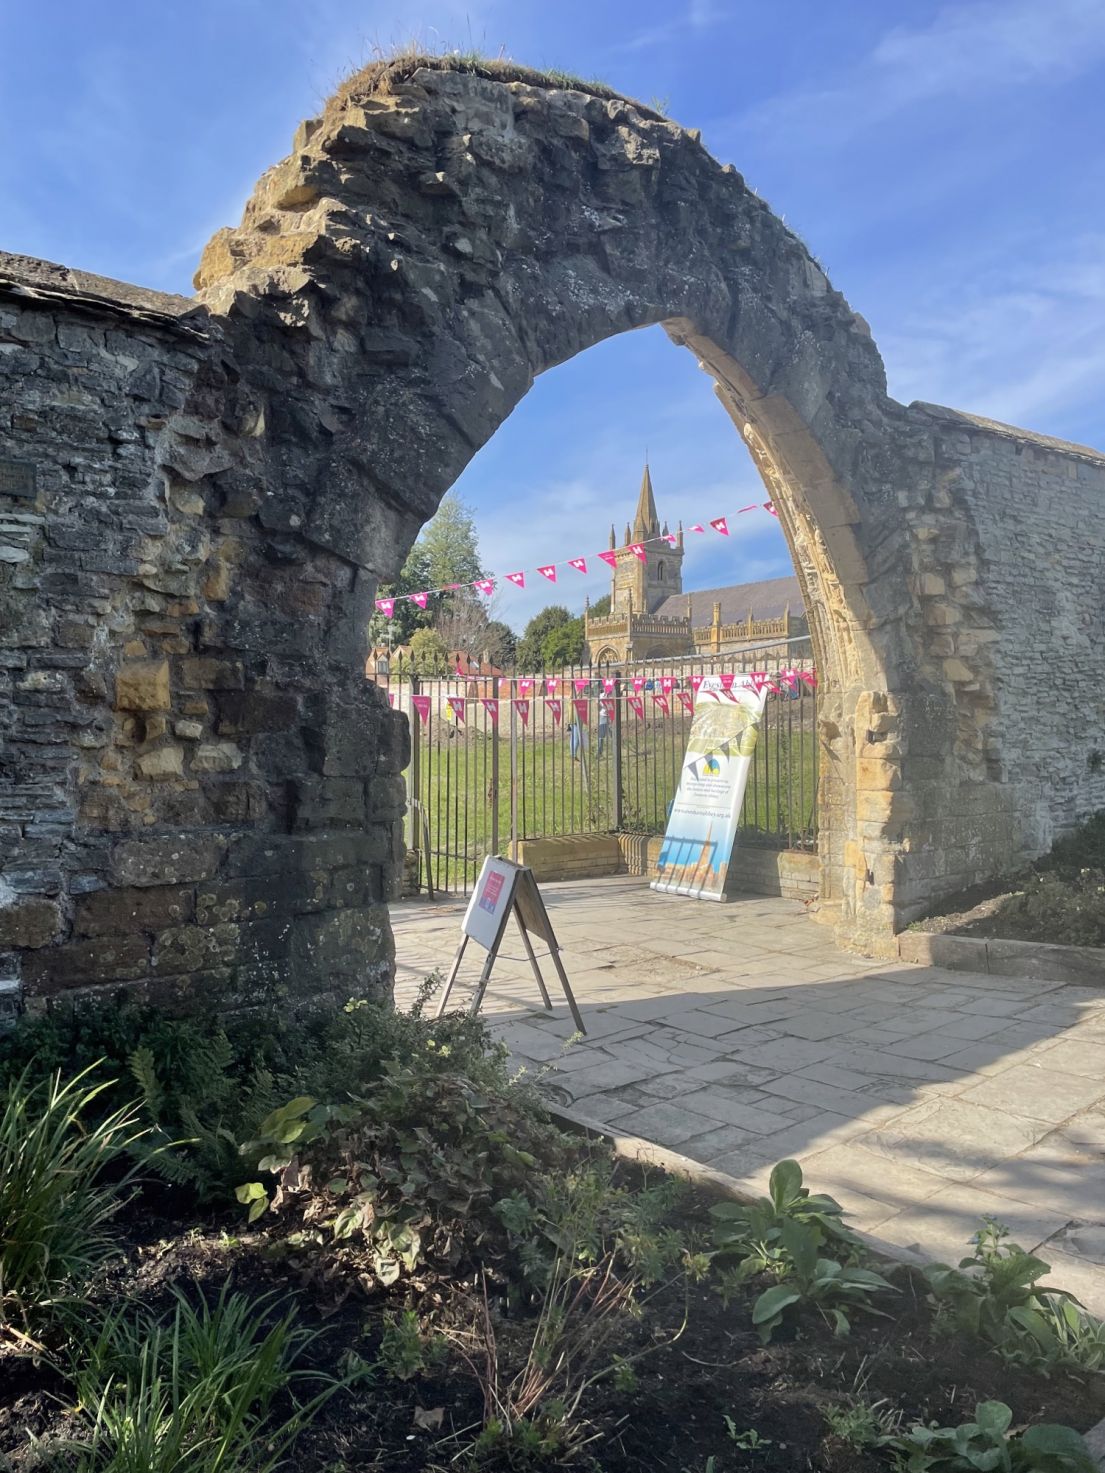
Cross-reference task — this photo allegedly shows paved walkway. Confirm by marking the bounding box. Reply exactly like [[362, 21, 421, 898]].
[[393, 877, 1105, 1313]]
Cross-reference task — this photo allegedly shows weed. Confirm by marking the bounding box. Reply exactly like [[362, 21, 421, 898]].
[[750, 1218, 896, 1341], [377, 1309, 435, 1381], [0, 1066, 143, 1337], [711, 1159, 862, 1269], [725, 1417, 773, 1449], [823, 1397, 901, 1449]]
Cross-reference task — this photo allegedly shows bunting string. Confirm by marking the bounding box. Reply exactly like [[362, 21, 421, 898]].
[[401, 667, 817, 724], [374, 502, 781, 616]]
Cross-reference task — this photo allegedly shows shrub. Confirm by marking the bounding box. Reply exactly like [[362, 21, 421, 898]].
[[0, 1066, 143, 1336]]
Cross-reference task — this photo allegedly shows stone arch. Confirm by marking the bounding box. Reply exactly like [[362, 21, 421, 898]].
[[193, 58, 918, 951], [591, 647, 621, 666], [10, 56, 1099, 1014]]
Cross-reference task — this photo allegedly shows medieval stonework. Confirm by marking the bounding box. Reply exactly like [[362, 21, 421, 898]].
[[1, 56, 1104, 1021], [583, 463, 808, 663]]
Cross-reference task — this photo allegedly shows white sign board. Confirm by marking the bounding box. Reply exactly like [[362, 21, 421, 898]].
[[461, 855, 522, 951]]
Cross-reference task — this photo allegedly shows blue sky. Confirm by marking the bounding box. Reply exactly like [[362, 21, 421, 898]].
[[4, 0, 1104, 630]]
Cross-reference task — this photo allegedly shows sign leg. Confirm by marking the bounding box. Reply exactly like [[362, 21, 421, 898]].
[[515, 905, 553, 1011], [469, 944, 499, 1018], [547, 945, 587, 1036], [435, 934, 470, 1018]]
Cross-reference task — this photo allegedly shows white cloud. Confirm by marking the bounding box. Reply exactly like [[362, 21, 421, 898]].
[[741, 0, 1105, 145], [879, 233, 1105, 436]]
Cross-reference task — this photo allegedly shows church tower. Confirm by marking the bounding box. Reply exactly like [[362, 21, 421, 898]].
[[609, 463, 684, 616]]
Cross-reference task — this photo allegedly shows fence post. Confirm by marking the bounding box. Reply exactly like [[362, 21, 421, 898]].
[[612, 685, 623, 832], [509, 671, 519, 862], [490, 673, 500, 857], [408, 670, 421, 886]]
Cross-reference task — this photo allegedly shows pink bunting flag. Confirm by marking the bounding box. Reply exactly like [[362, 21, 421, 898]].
[[710, 517, 729, 536], [632, 676, 645, 692], [518, 677, 534, 695], [602, 676, 616, 693], [749, 671, 768, 692], [738, 503, 759, 514], [597, 550, 618, 569], [599, 697, 615, 721], [481, 698, 499, 721], [798, 669, 818, 688], [506, 571, 525, 589], [375, 597, 395, 617], [568, 557, 588, 574], [546, 676, 559, 697], [538, 565, 557, 583], [689, 523, 705, 533], [652, 692, 670, 715], [473, 578, 495, 596], [662, 532, 677, 546], [388, 692, 395, 707], [629, 543, 647, 563], [764, 678, 781, 695], [627, 695, 645, 719], [412, 694, 431, 725], [764, 501, 779, 517], [660, 675, 677, 692], [573, 678, 589, 694], [410, 591, 429, 609], [446, 583, 462, 591], [677, 691, 694, 714], [572, 698, 589, 725], [547, 698, 563, 726], [779, 668, 799, 690], [446, 696, 465, 725], [690, 674, 705, 692], [720, 673, 736, 693], [513, 698, 530, 725]]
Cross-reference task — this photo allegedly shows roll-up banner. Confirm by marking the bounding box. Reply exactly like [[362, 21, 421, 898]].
[[650, 674, 769, 901]]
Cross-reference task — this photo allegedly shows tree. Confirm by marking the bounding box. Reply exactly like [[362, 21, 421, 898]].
[[542, 616, 585, 669], [482, 619, 516, 668], [367, 493, 486, 648], [589, 594, 611, 617], [517, 605, 571, 671], [409, 627, 448, 674]]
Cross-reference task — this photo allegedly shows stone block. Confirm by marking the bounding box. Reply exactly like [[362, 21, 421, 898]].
[[111, 833, 226, 887], [137, 745, 185, 779], [115, 660, 170, 712], [368, 773, 406, 823], [191, 741, 243, 773], [180, 658, 244, 690], [152, 922, 240, 975], [195, 873, 324, 925], [23, 934, 150, 992], [225, 829, 388, 879], [0, 895, 62, 949], [75, 885, 195, 937]]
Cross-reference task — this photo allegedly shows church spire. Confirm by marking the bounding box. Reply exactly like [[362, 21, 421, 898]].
[[633, 462, 659, 542]]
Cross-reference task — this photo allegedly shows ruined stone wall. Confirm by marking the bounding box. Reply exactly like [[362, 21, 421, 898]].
[[2, 59, 1104, 1011], [0, 257, 405, 1023]]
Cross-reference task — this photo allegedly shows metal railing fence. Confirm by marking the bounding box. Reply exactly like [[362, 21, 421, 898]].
[[373, 638, 818, 897]]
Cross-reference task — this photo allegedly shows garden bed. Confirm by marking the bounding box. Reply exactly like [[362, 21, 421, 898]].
[[3, 992, 1105, 1472]]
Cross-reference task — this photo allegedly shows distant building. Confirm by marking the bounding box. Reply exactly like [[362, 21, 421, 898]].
[[583, 464, 807, 664]]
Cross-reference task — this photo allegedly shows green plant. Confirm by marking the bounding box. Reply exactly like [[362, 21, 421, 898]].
[[824, 1398, 901, 1450], [377, 1309, 432, 1381], [0, 1065, 143, 1337], [51, 1283, 342, 1473], [750, 1217, 896, 1341], [887, 1400, 1096, 1472], [711, 1159, 862, 1270], [922, 1220, 1103, 1371], [725, 1417, 772, 1449]]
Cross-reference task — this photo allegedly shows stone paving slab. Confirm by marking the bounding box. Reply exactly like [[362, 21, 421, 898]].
[[393, 875, 1105, 1314]]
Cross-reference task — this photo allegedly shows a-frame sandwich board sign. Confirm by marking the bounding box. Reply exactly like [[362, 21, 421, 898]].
[[434, 856, 586, 1034]]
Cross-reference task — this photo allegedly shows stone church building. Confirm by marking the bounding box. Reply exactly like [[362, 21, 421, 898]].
[[583, 465, 808, 664]]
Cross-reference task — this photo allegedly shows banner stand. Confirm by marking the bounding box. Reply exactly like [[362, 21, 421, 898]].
[[651, 675, 769, 902], [435, 856, 586, 1034]]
